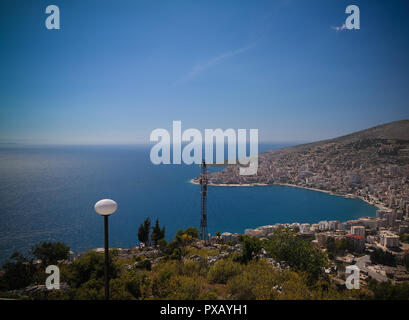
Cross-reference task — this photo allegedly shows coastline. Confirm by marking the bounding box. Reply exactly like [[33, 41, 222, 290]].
[[189, 179, 387, 211]]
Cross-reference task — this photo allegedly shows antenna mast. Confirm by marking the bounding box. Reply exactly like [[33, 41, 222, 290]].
[[199, 160, 208, 242]]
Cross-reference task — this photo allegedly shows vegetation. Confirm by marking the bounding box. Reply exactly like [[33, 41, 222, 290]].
[[368, 279, 409, 300], [0, 252, 37, 291], [151, 219, 165, 246], [262, 228, 328, 283], [1, 226, 409, 300], [138, 217, 151, 245], [370, 249, 396, 267], [326, 237, 354, 259], [207, 259, 243, 284], [138, 217, 166, 247], [32, 241, 70, 265], [234, 236, 261, 264], [399, 233, 409, 244]]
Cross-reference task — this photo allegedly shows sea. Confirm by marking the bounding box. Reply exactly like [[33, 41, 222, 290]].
[[0, 144, 377, 264]]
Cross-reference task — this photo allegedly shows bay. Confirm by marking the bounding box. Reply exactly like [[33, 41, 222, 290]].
[[0, 144, 376, 264]]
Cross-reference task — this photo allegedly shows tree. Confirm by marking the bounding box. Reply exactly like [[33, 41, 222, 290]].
[[262, 228, 328, 283], [138, 217, 151, 245], [32, 241, 70, 265], [0, 252, 36, 290], [326, 237, 354, 259], [370, 249, 396, 267], [175, 227, 199, 245], [151, 218, 165, 246], [368, 279, 409, 300], [69, 251, 119, 289], [180, 227, 199, 239], [234, 236, 262, 264]]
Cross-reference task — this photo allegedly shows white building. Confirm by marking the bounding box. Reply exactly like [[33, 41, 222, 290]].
[[299, 223, 311, 234], [380, 232, 400, 248], [358, 218, 378, 230], [318, 221, 329, 231], [258, 225, 275, 236], [351, 225, 365, 237], [221, 232, 240, 243], [245, 228, 263, 238], [328, 220, 339, 231]]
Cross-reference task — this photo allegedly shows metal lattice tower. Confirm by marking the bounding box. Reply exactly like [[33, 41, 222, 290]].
[[199, 160, 208, 242]]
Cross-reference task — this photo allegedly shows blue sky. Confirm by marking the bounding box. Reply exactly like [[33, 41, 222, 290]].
[[0, 0, 408, 144]]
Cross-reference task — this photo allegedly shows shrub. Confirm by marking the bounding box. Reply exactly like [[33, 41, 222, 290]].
[[234, 236, 261, 264], [370, 249, 396, 267], [262, 228, 328, 283], [167, 275, 203, 300], [74, 278, 104, 300], [135, 259, 152, 271], [207, 259, 243, 284], [32, 242, 70, 265], [227, 260, 310, 300], [0, 252, 37, 290], [227, 260, 278, 299], [110, 270, 150, 300], [69, 251, 119, 288], [199, 291, 219, 300], [180, 259, 208, 278]]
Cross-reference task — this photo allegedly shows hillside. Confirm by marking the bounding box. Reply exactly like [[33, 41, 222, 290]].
[[205, 120, 409, 209]]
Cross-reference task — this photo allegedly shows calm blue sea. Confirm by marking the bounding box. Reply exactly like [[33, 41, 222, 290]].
[[0, 144, 376, 264]]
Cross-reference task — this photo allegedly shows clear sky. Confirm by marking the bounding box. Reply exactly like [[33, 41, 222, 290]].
[[0, 0, 408, 144]]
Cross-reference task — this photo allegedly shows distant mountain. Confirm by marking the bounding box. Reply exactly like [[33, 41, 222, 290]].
[[314, 120, 409, 144]]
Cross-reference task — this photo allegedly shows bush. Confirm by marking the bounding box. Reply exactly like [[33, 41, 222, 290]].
[[0, 252, 37, 290], [74, 278, 104, 300], [207, 259, 243, 284], [180, 259, 208, 278], [135, 259, 152, 271], [68, 251, 119, 288], [110, 270, 150, 300], [175, 227, 199, 246], [32, 242, 70, 265], [368, 279, 409, 300], [234, 236, 261, 264], [167, 275, 203, 300], [227, 260, 279, 299], [262, 228, 328, 283], [170, 248, 182, 260], [227, 260, 310, 300], [370, 249, 396, 267]]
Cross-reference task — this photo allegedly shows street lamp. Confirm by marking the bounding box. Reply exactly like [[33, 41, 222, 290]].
[[94, 199, 117, 300]]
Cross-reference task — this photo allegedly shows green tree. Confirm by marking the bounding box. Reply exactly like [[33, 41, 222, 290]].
[[326, 237, 354, 259], [368, 279, 409, 300], [68, 251, 119, 289], [151, 218, 165, 246], [176, 227, 199, 240], [370, 249, 396, 267], [234, 236, 262, 264], [0, 252, 37, 290], [262, 228, 328, 283], [175, 227, 199, 246], [138, 217, 151, 245], [32, 241, 70, 265]]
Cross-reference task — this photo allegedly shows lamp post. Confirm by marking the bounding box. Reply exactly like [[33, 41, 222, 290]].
[[94, 199, 117, 300]]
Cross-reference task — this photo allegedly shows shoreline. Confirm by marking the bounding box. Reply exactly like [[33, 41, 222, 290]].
[[189, 179, 387, 211]]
